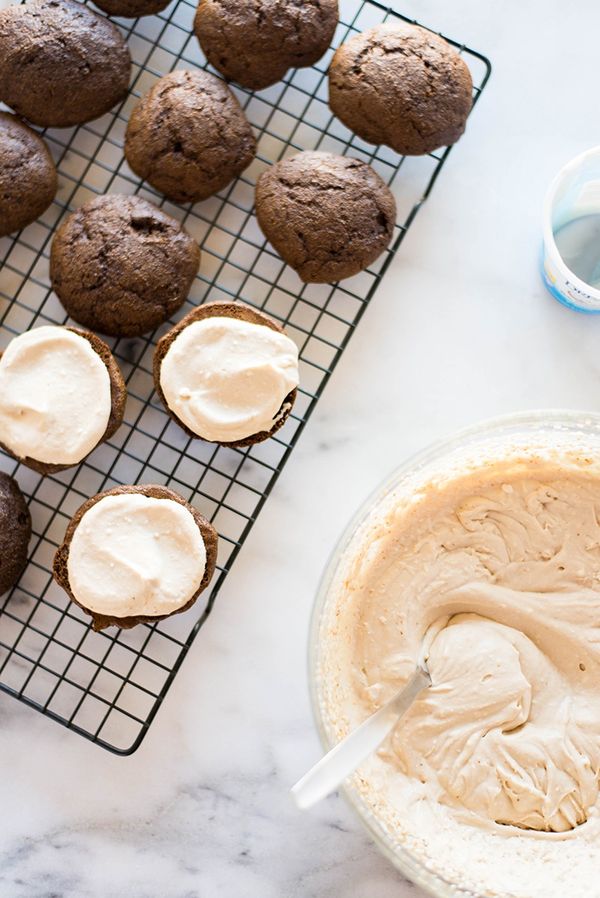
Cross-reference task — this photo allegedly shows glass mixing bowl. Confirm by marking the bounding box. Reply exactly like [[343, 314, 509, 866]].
[[308, 409, 600, 898]]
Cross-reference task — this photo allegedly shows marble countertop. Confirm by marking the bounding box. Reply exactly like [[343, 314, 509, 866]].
[[3, 0, 600, 896]]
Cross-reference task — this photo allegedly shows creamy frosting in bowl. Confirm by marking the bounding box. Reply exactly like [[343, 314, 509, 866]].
[[312, 412, 600, 898], [0, 326, 112, 465]]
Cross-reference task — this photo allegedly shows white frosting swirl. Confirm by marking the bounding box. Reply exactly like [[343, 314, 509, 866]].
[[321, 454, 600, 898], [0, 326, 112, 465], [159, 315, 299, 443], [67, 493, 207, 618]]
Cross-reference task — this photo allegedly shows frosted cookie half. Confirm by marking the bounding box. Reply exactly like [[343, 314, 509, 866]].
[[0, 325, 126, 473], [153, 301, 299, 446], [53, 485, 218, 630]]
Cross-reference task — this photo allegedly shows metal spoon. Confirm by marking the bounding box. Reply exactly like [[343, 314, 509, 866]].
[[292, 664, 431, 810]]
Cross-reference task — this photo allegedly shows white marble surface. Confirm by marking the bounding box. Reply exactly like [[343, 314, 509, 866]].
[[3, 1, 600, 896]]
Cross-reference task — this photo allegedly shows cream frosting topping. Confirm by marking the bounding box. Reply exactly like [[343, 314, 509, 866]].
[[321, 453, 600, 897], [159, 315, 299, 443], [67, 494, 207, 618], [0, 326, 112, 465]]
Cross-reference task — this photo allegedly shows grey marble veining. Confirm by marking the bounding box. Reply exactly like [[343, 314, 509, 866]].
[[2, 0, 600, 895]]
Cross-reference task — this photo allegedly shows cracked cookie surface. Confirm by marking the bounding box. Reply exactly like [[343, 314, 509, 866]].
[[0, 0, 131, 128], [0, 113, 57, 238], [255, 151, 396, 283], [125, 70, 256, 204], [50, 194, 200, 337], [194, 0, 338, 91], [329, 22, 473, 156]]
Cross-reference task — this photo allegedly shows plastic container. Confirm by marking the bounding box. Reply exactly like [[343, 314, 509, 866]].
[[542, 146, 600, 312], [309, 410, 600, 898]]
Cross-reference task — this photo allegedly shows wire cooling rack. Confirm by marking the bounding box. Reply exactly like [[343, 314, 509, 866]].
[[0, 0, 491, 753]]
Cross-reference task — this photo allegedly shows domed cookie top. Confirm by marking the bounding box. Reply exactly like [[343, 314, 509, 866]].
[[53, 485, 218, 630], [0, 473, 31, 596], [154, 302, 299, 446], [0, 0, 131, 128], [194, 0, 338, 90], [0, 113, 57, 239], [0, 326, 126, 473], [125, 70, 256, 204], [255, 151, 396, 283], [329, 23, 473, 155], [50, 194, 200, 337]]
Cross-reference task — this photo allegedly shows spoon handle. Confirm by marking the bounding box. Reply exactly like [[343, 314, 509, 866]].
[[292, 667, 430, 810]]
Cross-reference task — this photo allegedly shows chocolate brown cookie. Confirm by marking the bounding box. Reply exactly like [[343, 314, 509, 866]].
[[255, 151, 396, 283], [50, 194, 200, 337], [0, 327, 127, 476], [0, 473, 31, 596], [194, 0, 338, 91], [53, 484, 218, 630], [0, 113, 57, 238], [329, 23, 473, 156], [153, 301, 298, 446], [125, 70, 256, 204], [0, 0, 131, 128], [93, 0, 170, 17]]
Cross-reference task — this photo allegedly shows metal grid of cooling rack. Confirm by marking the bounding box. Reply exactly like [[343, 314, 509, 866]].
[[0, 0, 491, 753]]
